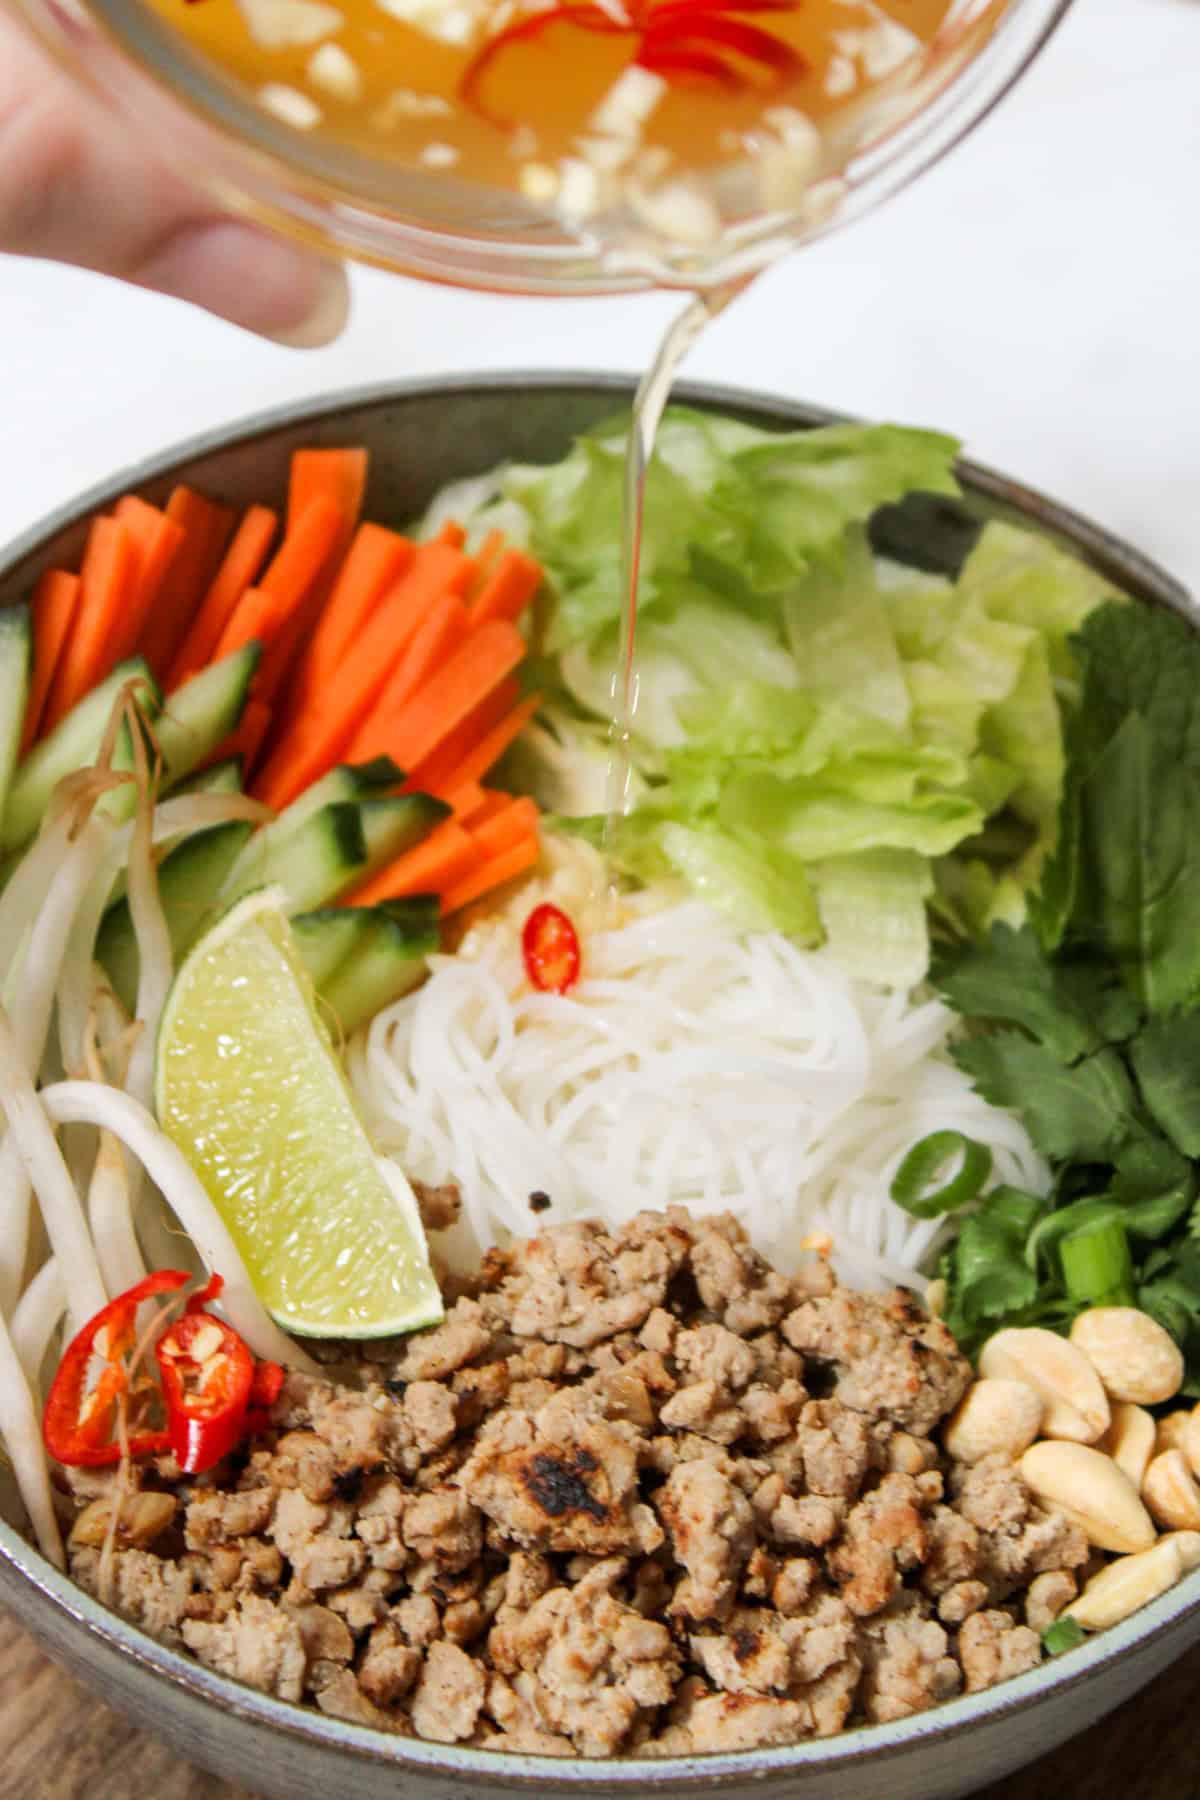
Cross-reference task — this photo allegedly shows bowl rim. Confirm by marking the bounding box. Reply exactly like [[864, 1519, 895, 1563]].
[[0, 370, 1195, 1786]]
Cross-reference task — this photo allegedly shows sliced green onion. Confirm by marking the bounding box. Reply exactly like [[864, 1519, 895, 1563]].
[[1026, 1197, 1121, 1273], [890, 1131, 993, 1219], [1060, 1217, 1136, 1307], [1041, 1616, 1086, 1657]]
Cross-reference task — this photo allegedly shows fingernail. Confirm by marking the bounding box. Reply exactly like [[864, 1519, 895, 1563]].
[[264, 256, 351, 348], [134, 220, 351, 348]]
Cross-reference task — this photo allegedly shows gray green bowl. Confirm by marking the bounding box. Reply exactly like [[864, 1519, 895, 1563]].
[[0, 376, 1194, 1800]]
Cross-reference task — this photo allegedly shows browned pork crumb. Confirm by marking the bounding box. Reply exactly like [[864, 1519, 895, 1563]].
[[62, 1208, 1084, 1757]]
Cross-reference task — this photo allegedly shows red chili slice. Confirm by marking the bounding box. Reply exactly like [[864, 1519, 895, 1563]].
[[460, 0, 803, 126], [522, 902, 582, 994], [156, 1310, 258, 1475], [43, 1270, 192, 1468], [243, 1358, 287, 1438], [44, 1269, 284, 1474]]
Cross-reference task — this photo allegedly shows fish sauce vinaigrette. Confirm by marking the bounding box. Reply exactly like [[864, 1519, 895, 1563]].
[[162, 0, 962, 266]]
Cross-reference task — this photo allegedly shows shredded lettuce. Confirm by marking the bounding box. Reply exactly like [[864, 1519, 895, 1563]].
[[423, 408, 1126, 981]]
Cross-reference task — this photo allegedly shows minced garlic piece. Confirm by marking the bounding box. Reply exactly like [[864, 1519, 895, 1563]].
[[239, 0, 342, 50], [307, 42, 363, 101], [258, 82, 324, 128]]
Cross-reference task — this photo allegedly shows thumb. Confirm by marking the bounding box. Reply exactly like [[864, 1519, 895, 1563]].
[[0, 20, 350, 346]]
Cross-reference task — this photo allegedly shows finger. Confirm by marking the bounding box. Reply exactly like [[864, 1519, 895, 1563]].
[[0, 21, 349, 346]]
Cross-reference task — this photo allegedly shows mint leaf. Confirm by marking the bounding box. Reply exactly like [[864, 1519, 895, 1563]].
[[1129, 1015, 1200, 1156], [1061, 605, 1200, 1010], [951, 1036, 1137, 1162], [1072, 603, 1200, 775], [1077, 714, 1200, 1012]]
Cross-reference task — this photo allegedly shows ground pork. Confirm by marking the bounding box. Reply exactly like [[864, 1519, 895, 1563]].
[[859, 1595, 962, 1722], [958, 1609, 1043, 1692], [60, 1211, 1090, 1759], [782, 1286, 970, 1435], [950, 1456, 1089, 1601], [182, 1595, 307, 1701], [456, 1388, 662, 1556], [488, 1566, 681, 1755]]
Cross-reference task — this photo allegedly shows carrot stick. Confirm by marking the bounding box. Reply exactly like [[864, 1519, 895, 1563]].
[[42, 518, 140, 730], [256, 494, 344, 611], [141, 487, 235, 679], [468, 528, 506, 593], [166, 505, 278, 690], [287, 448, 368, 536], [443, 834, 539, 915], [283, 537, 472, 734], [209, 697, 272, 774], [372, 620, 527, 775], [343, 819, 482, 907], [468, 547, 542, 627], [211, 587, 287, 663], [431, 520, 467, 550], [262, 454, 370, 712], [471, 795, 540, 860], [22, 571, 80, 751], [292, 524, 414, 689], [411, 690, 539, 797], [444, 782, 490, 822], [254, 544, 478, 809], [403, 679, 521, 792], [344, 593, 469, 762], [111, 497, 185, 664]]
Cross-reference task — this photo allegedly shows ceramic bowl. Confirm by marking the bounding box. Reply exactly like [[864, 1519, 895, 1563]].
[[0, 375, 1194, 1800]]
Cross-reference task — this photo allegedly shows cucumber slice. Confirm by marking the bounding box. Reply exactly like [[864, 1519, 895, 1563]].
[[217, 801, 368, 917], [171, 757, 244, 797], [4, 658, 160, 852], [0, 609, 30, 827], [270, 757, 405, 844], [322, 897, 439, 1036], [99, 818, 255, 1012], [157, 644, 258, 791], [356, 794, 449, 889], [291, 907, 377, 988]]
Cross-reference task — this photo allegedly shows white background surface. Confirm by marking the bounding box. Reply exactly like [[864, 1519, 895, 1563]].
[[1, 0, 1197, 588]]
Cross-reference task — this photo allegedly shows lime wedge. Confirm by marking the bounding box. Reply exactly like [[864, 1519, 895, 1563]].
[[154, 887, 443, 1338]]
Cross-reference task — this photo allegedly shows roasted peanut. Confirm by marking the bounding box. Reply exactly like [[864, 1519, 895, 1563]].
[[980, 1328, 1110, 1443], [1155, 1411, 1193, 1457], [1101, 1403, 1157, 1493], [1186, 1411, 1200, 1482], [1069, 1308, 1184, 1407], [1069, 1537, 1185, 1631], [1142, 1450, 1200, 1532], [1159, 1530, 1200, 1573], [942, 1378, 1043, 1464], [69, 1490, 177, 1549], [1019, 1441, 1156, 1553], [1160, 1405, 1200, 1481]]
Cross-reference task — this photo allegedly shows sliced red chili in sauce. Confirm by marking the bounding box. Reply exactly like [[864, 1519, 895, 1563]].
[[522, 902, 582, 994], [460, 0, 804, 129]]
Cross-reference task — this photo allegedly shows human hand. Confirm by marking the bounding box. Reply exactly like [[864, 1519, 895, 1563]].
[[0, 14, 349, 345]]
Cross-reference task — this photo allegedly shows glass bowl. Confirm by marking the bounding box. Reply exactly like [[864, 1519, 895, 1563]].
[[13, 0, 1070, 292]]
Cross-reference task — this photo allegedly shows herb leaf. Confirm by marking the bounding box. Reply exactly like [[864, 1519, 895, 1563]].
[[1077, 714, 1200, 1012], [930, 925, 1098, 1060], [952, 1037, 1137, 1163], [1129, 1014, 1200, 1157]]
